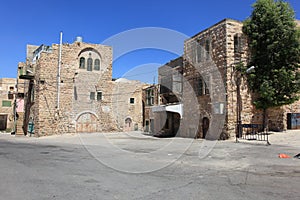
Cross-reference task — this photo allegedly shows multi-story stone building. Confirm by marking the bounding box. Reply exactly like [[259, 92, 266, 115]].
[[0, 78, 16, 132], [155, 18, 300, 139], [152, 57, 183, 137], [142, 84, 160, 133], [16, 37, 153, 136]]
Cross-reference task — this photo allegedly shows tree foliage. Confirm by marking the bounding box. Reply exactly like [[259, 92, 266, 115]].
[[243, 0, 300, 110]]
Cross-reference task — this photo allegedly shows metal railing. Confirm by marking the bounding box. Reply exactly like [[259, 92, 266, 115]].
[[236, 124, 270, 145]]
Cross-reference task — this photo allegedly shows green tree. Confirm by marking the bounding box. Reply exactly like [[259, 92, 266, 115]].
[[243, 0, 300, 130]]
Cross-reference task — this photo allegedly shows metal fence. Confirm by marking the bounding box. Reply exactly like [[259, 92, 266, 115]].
[[236, 124, 270, 145]]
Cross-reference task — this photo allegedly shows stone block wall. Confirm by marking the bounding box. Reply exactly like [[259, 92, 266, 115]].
[[112, 79, 146, 131], [182, 18, 300, 138], [28, 40, 116, 136], [0, 78, 16, 131], [184, 19, 229, 138]]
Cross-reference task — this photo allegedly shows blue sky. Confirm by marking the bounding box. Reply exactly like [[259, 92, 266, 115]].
[[0, 0, 299, 82]]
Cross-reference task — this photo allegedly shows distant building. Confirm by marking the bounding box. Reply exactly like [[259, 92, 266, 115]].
[[112, 78, 148, 132], [152, 57, 183, 137], [0, 78, 16, 132], [142, 84, 160, 133]]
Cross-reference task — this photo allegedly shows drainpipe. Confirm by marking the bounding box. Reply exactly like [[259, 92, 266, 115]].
[[57, 32, 63, 110], [12, 77, 18, 135]]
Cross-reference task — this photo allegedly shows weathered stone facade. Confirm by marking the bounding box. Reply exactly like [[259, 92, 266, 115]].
[[17, 38, 119, 136], [0, 78, 16, 132], [112, 78, 147, 132], [158, 18, 300, 139], [142, 84, 160, 133], [17, 38, 153, 136]]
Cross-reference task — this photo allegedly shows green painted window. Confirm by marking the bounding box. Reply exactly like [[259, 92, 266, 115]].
[[2, 100, 11, 107]]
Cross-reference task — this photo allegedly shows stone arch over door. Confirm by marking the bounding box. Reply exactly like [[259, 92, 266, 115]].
[[76, 111, 99, 133], [124, 117, 132, 132]]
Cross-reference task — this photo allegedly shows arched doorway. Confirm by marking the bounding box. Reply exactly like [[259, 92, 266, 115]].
[[124, 117, 132, 132], [202, 117, 210, 138], [76, 113, 97, 133]]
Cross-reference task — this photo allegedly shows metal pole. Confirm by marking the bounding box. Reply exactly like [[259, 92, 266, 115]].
[[13, 77, 18, 135], [236, 72, 242, 141], [57, 32, 63, 110]]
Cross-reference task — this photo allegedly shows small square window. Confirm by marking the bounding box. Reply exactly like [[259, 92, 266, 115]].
[[18, 93, 24, 98], [8, 93, 14, 100], [90, 92, 95, 100], [130, 98, 135, 104], [97, 91, 102, 101]]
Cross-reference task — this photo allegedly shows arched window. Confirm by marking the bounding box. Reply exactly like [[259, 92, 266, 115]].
[[79, 57, 85, 69], [87, 58, 93, 71], [94, 59, 100, 71]]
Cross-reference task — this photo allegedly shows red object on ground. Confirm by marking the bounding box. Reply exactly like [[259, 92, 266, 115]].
[[278, 154, 291, 158]]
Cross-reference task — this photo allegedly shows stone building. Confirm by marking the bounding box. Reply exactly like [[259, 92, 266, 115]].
[[17, 37, 119, 136], [112, 78, 147, 132], [155, 18, 300, 139], [142, 84, 160, 133], [16, 37, 153, 136], [152, 57, 183, 137], [0, 78, 16, 132], [184, 18, 253, 139]]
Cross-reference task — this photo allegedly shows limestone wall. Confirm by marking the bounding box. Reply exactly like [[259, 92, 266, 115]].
[[30, 41, 116, 136], [0, 78, 16, 131], [112, 79, 146, 131]]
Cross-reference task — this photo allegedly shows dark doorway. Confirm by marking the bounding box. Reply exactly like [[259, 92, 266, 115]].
[[145, 120, 149, 132], [202, 117, 210, 138], [0, 115, 8, 130]]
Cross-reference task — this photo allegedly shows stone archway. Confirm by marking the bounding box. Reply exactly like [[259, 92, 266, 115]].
[[124, 117, 132, 132], [76, 112, 98, 133]]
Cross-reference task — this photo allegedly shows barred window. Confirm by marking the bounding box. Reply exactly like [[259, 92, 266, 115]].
[[205, 39, 210, 60], [234, 34, 242, 53], [87, 58, 93, 71], [79, 57, 85, 69], [197, 43, 203, 63], [146, 89, 154, 106], [94, 59, 100, 71], [97, 91, 102, 101], [194, 76, 203, 96], [90, 92, 95, 100]]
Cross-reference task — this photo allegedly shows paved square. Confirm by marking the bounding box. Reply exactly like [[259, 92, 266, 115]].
[[0, 131, 299, 200]]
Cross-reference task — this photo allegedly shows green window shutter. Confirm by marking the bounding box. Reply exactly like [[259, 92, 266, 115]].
[[2, 100, 11, 107]]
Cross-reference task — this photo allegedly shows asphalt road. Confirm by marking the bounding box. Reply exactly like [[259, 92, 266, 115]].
[[0, 131, 299, 200]]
